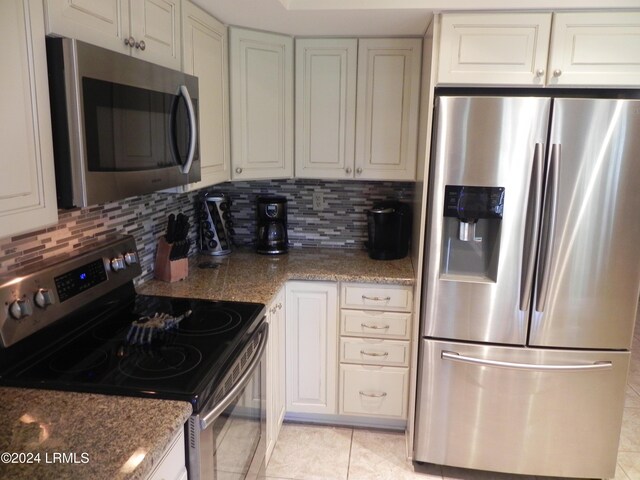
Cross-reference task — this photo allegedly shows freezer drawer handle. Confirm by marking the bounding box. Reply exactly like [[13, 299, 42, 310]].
[[441, 351, 612, 372], [359, 391, 387, 398], [360, 323, 390, 330], [360, 350, 389, 357], [361, 295, 391, 302]]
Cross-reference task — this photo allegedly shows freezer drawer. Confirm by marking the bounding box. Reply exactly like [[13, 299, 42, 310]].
[[414, 339, 629, 479]]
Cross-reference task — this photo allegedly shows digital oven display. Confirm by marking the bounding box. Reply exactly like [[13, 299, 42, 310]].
[[54, 259, 107, 302]]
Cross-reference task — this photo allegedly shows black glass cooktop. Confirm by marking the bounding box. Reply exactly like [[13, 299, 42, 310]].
[[0, 285, 265, 413]]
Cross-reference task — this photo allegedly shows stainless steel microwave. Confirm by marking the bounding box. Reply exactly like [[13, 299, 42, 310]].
[[46, 38, 200, 208]]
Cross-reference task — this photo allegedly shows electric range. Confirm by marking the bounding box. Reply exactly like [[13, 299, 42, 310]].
[[0, 235, 266, 414]]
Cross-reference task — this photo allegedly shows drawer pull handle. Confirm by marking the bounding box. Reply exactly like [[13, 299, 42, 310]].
[[360, 323, 390, 330], [359, 391, 387, 398], [360, 350, 389, 357], [362, 295, 391, 302]]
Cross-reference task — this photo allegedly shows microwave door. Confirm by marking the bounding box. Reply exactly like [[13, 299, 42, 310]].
[[169, 85, 198, 174]]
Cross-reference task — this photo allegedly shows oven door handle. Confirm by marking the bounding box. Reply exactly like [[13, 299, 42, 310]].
[[200, 322, 268, 430]]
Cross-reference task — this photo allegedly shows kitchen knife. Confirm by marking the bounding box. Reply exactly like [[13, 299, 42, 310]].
[[166, 214, 176, 243]]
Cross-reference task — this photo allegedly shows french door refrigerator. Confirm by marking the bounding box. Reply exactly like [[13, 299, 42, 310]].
[[414, 93, 640, 479]]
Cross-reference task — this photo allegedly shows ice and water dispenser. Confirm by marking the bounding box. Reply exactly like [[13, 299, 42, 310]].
[[441, 185, 504, 281]]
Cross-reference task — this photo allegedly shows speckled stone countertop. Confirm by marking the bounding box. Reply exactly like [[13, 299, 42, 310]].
[[137, 247, 415, 304], [0, 387, 191, 480]]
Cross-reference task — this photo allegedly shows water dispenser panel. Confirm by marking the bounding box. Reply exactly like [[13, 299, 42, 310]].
[[443, 186, 505, 221]]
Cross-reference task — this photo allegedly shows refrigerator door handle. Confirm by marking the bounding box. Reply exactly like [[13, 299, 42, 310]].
[[535, 143, 560, 313], [519, 143, 544, 311], [442, 351, 612, 372]]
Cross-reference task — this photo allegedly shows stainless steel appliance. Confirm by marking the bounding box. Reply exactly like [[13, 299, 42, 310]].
[[46, 38, 200, 208], [198, 192, 234, 256], [0, 236, 267, 480], [256, 196, 288, 255], [414, 93, 640, 479], [366, 201, 411, 260]]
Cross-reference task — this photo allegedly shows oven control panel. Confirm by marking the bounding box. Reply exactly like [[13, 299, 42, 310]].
[[0, 236, 141, 348]]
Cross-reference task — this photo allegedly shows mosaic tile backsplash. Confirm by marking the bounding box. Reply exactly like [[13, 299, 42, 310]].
[[0, 179, 413, 282]]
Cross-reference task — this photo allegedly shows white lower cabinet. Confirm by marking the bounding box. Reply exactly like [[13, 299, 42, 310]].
[[338, 283, 412, 421], [266, 287, 286, 463], [339, 364, 409, 418], [145, 427, 187, 480], [285, 281, 338, 415]]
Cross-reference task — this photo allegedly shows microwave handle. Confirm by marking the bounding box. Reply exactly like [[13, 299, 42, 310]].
[[179, 85, 197, 174]]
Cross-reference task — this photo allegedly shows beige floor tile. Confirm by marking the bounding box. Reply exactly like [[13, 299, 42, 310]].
[[613, 461, 633, 480], [348, 428, 442, 479], [619, 408, 640, 453], [266, 423, 352, 480], [617, 452, 640, 480], [626, 385, 640, 409]]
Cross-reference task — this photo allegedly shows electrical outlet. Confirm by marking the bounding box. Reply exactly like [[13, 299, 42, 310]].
[[312, 192, 324, 211]]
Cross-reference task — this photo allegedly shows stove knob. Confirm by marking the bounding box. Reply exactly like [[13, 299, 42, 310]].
[[9, 299, 32, 320], [110, 256, 126, 272], [124, 252, 138, 266], [34, 288, 54, 309]]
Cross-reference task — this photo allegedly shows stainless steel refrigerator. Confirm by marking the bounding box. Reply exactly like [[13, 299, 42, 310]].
[[414, 94, 640, 478]]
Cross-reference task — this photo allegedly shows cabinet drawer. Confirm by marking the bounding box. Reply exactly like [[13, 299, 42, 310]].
[[339, 364, 408, 418], [341, 309, 411, 339], [147, 428, 186, 480], [341, 283, 412, 312], [340, 338, 409, 367]]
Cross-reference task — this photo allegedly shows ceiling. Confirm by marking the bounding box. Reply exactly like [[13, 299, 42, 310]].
[[192, 0, 640, 36]]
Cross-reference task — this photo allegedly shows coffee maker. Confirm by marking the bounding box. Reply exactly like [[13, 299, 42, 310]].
[[366, 201, 411, 260], [256, 196, 288, 254]]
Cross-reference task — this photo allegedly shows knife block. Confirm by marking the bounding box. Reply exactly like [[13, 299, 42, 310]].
[[154, 237, 188, 282]]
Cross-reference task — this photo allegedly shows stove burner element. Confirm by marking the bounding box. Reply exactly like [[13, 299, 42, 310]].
[[118, 344, 203, 380], [126, 310, 192, 345]]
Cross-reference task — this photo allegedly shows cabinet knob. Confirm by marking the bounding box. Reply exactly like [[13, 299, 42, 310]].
[[235, 167, 243, 174], [356, 167, 363, 175], [345, 167, 352, 174], [124, 36, 136, 47], [535, 68, 545, 77], [138, 40, 146, 51], [553, 69, 562, 77]]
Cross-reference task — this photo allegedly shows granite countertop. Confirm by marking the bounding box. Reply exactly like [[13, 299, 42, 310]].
[[137, 247, 415, 304], [0, 387, 191, 480]]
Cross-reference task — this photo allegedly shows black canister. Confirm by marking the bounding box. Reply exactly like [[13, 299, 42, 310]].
[[366, 201, 411, 260]]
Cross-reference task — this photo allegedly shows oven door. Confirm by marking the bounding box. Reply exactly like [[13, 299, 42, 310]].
[[188, 322, 268, 480]]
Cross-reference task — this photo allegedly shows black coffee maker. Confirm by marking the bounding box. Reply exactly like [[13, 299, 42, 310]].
[[256, 196, 288, 255], [366, 201, 411, 260]]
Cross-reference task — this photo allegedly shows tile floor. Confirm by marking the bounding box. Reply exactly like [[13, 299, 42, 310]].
[[265, 314, 640, 480]]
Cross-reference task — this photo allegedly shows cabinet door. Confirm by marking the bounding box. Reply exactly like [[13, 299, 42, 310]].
[[180, 1, 229, 190], [285, 281, 338, 415], [295, 38, 357, 179], [547, 12, 640, 87], [229, 28, 294, 180], [266, 287, 285, 463], [0, 0, 57, 239], [438, 13, 552, 86], [129, 0, 181, 70], [44, 0, 130, 55], [355, 38, 421, 181]]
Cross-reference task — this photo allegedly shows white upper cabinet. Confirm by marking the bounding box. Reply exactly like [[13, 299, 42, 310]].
[[179, 1, 229, 190], [355, 38, 422, 181], [547, 12, 640, 86], [295, 38, 357, 180], [0, 0, 58, 239], [437, 13, 552, 86], [438, 11, 640, 87], [44, 0, 182, 70], [229, 28, 294, 181], [295, 38, 421, 182]]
